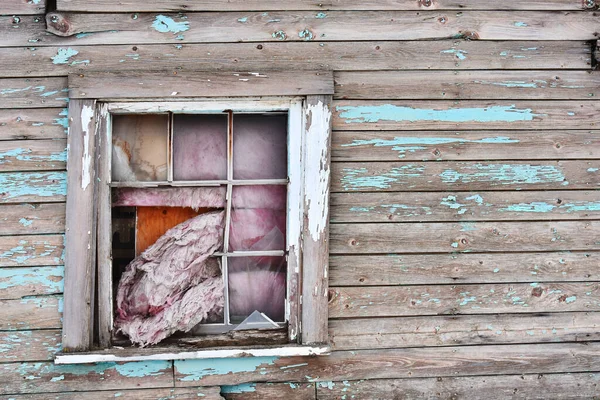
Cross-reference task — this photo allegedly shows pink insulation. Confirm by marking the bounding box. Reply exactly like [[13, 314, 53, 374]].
[[113, 187, 226, 209], [115, 211, 225, 346]]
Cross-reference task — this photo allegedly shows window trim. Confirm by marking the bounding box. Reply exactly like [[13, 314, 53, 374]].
[[59, 71, 333, 363]]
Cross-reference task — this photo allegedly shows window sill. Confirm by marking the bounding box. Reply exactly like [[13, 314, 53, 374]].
[[54, 344, 330, 365]]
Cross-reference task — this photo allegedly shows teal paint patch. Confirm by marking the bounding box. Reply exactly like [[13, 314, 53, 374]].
[[114, 361, 169, 377], [152, 15, 190, 34], [75, 32, 94, 39], [298, 29, 314, 41], [340, 165, 425, 190], [465, 194, 484, 205], [440, 49, 468, 60], [561, 201, 600, 212], [565, 296, 577, 304], [336, 104, 544, 124], [588, 168, 599, 172], [0, 147, 66, 164], [318, 381, 335, 389], [460, 222, 476, 232], [0, 171, 67, 200], [514, 21, 528, 27], [51, 48, 79, 65], [237, 17, 248, 23], [440, 164, 566, 186], [175, 357, 278, 381], [493, 268, 500, 273], [501, 201, 556, 213], [474, 80, 538, 88], [526, 330, 535, 336], [0, 266, 64, 293], [459, 296, 476, 306], [315, 12, 327, 18], [40, 90, 59, 97], [16, 361, 169, 380], [53, 108, 69, 131], [272, 30, 286, 40], [221, 383, 257, 393]]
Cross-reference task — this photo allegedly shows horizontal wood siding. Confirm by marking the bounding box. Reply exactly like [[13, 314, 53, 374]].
[[0, 1, 598, 398]]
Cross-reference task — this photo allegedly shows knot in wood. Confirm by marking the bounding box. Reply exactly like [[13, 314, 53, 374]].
[[584, 0, 598, 9], [458, 30, 480, 40], [46, 13, 71, 36], [420, 0, 433, 7]]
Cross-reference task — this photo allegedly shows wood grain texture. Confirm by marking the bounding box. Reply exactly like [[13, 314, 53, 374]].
[[4, 387, 225, 400], [333, 100, 600, 130], [222, 382, 314, 399], [0, 140, 66, 172], [0, 203, 65, 235], [329, 313, 600, 350], [330, 221, 600, 254], [0, 266, 63, 299], [0, 235, 64, 267], [55, 0, 593, 12], [0, 360, 174, 395], [329, 282, 600, 318], [333, 161, 599, 192], [0, 0, 46, 15], [0, 171, 66, 204], [0, 42, 590, 78], [1, 295, 61, 330], [317, 373, 600, 400], [336, 70, 600, 100], [41, 11, 600, 44], [69, 71, 334, 99], [332, 130, 600, 162], [0, 108, 68, 141], [0, 330, 61, 362], [331, 191, 600, 223], [0, 78, 67, 109], [62, 99, 97, 352], [174, 342, 600, 386], [329, 252, 600, 286]]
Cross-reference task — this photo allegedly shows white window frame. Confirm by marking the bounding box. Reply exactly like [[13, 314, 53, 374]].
[[57, 71, 333, 364]]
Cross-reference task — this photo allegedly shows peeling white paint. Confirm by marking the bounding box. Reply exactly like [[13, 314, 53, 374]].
[[80, 105, 94, 190], [305, 101, 331, 242]]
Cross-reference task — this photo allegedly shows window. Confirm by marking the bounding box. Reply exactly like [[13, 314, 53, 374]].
[[57, 71, 333, 363]]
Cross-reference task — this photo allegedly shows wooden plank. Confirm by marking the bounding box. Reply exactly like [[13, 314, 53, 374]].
[[0, 235, 64, 267], [0, 330, 61, 362], [222, 382, 314, 399], [0, 78, 68, 109], [0, 0, 46, 15], [0, 42, 590, 77], [4, 387, 224, 399], [0, 139, 66, 172], [332, 130, 600, 162], [0, 108, 68, 141], [331, 191, 600, 223], [333, 161, 599, 192], [335, 71, 600, 100], [329, 252, 600, 286], [330, 221, 600, 254], [0, 171, 66, 204], [0, 266, 63, 299], [174, 342, 600, 386], [55, 0, 592, 12], [0, 203, 65, 235], [0, 360, 174, 395], [41, 12, 600, 44], [333, 100, 600, 131], [317, 373, 600, 400], [69, 71, 334, 99], [1, 295, 61, 330], [301, 95, 332, 345], [62, 99, 97, 352], [329, 313, 600, 350], [329, 282, 600, 318]]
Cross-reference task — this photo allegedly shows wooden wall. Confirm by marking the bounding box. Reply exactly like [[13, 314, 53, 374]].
[[1, 1, 599, 398]]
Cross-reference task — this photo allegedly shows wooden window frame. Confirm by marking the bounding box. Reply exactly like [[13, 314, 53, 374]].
[[57, 71, 333, 364]]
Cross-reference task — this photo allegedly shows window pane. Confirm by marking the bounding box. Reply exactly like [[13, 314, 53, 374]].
[[173, 114, 227, 181], [229, 185, 287, 251], [228, 256, 287, 324], [233, 114, 287, 180], [112, 114, 168, 181]]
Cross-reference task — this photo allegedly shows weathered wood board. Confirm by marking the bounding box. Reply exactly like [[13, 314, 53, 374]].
[[174, 342, 600, 386], [0, 171, 66, 203], [332, 130, 600, 161], [5, 387, 225, 400], [222, 382, 315, 400], [0, 108, 68, 141], [331, 191, 600, 222], [36, 11, 600, 45], [0, 234, 64, 267], [0, 266, 63, 299], [0, 330, 62, 362], [55, 0, 594, 12], [0, 78, 68, 109], [0, 203, 65, 235], [335, 71, 600, 100], [329, 252, 600, 286], [0, 0, 46, 15], [329, 282, 600, 318], [0, 140, 66, 172], [329, 312, 600, 350], [333, 161, 599, 192], [0, 42, 591, 78], [333, 101, 600, 130], [330, 221, 600, 253], [1, 295, 61, 330], [316, 373, 600, 400]]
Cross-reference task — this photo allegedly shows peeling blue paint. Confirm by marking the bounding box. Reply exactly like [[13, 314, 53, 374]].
[[114, 362, 168, 377], [175, 357, 278, 381], [336, 104, 544, 124], [152, 15, 190, 34], [272, 30, 286, 40], [15, 360, 169, 380], [474, 80, 538, 88], [298, 29, 314, 41], [340, 165, 425, 190], [440, 49, 468, 60], [221, 383, 257, 393], [316, 12, 328, 18], [0, 171, 67, 200], [588, 168, 599, 172], [514, 21, 528, 27], [501, 201, 556, 213], [237, 17, 248, 23], [75, 32, 94, 39], [562, 201, 600, 212], [0, 147, 67, 164], [440, 164, 566, 185], [565, 296, 577, 304], [51, 48, 79, 65], [0, 266, 64, 292], [465, 194, 484, 205], [459, 296, 476, 306]]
